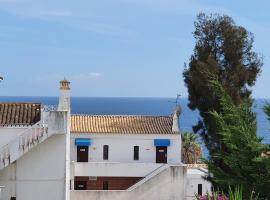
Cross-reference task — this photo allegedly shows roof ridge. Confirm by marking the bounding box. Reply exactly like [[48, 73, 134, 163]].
[[0, 102, 41, 105], [71, 114, 175, 134], [71, 114, 171, 118]]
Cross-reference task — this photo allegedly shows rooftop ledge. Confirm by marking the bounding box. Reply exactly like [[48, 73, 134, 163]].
[[71, 162, 184, 178]]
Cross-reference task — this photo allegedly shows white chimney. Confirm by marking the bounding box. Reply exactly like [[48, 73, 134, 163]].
[[58, 78, 70, 111], [172, 105, 181, 132]]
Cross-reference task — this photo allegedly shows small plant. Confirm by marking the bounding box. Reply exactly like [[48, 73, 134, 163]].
[[196, 186, 259, 200]]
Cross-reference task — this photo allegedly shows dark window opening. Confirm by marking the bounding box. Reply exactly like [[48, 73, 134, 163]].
[[134, 146, 139, 160], [198, 184, 202, 196], [74, 181, 87, 190], [103, 145, 109, 160], [103, 181, 109, 190], [77, 146, 89, 162], [156, 146, 167, 163]]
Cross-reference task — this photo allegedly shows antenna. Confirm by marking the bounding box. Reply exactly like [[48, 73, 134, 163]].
[[168, 94, 181, 107]]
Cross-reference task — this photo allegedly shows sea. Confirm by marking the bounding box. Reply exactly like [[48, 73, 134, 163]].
[[0, 96, 269, 155]]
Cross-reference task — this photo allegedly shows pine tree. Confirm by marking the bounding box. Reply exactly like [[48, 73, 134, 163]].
[[264, 103, 270, 120], [183, 13, 262, 156], [206, 80, 270, 199]]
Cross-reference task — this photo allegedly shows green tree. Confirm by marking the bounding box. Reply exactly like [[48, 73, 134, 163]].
[[181, 132, 202, 164], [264, 103, 270, 120], [206, 80, 270, 199], [183, 13, 262, 155]]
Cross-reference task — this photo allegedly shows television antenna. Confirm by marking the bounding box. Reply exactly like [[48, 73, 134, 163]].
[[168, 94, 181, 107]]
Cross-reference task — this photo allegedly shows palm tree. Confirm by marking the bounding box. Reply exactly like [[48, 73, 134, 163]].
[[181, 132, 202, 164]]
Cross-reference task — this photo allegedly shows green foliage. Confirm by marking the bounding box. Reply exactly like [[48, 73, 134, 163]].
[[205, 80, 270, 199], [183, 13, 262, 155], [181, 132, 202, 163], [196, 186, 259, 200], [263, 103, 270, 121]]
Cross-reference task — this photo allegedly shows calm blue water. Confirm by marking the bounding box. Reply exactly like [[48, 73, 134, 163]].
[[0, 96, 269, 146]]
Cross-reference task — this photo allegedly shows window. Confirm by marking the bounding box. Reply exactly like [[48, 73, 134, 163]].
[[74, 181, 87, 190], [134, 146, 139, 160], [77, 146, 88, 162], [103, 181, 109, 190], [103, 145, 109, 160], [198, 184, 202, 196]]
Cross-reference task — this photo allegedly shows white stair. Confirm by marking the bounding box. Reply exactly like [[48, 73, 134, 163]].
[[127, 164, 169, 191], [0, 110, 67, 170]]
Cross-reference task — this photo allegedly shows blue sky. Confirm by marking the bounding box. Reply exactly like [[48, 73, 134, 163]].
[[0, 0, 269, 97]]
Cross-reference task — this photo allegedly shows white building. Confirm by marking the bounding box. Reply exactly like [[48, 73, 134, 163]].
[[186, 164, 212, 200], [0, 80, 211, 200]]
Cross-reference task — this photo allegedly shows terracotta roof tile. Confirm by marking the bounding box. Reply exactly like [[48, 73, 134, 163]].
[[71, 115, 176, 134], [0, 103, 41, 126]]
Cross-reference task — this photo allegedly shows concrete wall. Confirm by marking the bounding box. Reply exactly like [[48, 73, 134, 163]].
[[0, 134, 66, 200], [186, 169, 212, 199], [0, 127, 29, 147], [0, 163, 16, 199], [71, 133, 181, 164], [71, 162, 163, 177], [70, 165, 186, 200]]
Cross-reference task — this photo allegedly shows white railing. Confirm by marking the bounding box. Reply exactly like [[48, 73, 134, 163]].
[[41, 105, 58, 112], [0, 121, 48, 169]]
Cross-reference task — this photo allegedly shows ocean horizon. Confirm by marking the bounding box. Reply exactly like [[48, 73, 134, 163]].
[[0, 96, 269, 148]]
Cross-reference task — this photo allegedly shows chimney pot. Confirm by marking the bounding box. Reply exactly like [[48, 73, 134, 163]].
[[58, 78, 71, 111], [60, 78, 70, 90], [172, 106, 181, 132]]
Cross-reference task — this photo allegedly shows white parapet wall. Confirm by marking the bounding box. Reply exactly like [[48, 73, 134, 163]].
[[71, 162, 163, 178], [0, 110, 68, 200], [0, 127, 29, 148], [0, 134, 66, 200], [70, 165, 186, 200]]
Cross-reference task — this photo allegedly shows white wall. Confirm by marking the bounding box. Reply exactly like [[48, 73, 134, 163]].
[[0, 134, 66, 200], [71, 162, 163, 177], [70, 166, 186, 200], [16, 134, 66, 200], [0, 127, 29, 147], [0, 163, 16, 199], [71, 133, 181, 164], [186, 168, 212, 199]]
